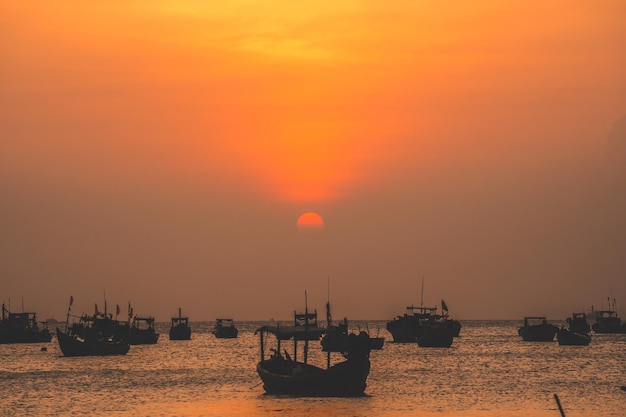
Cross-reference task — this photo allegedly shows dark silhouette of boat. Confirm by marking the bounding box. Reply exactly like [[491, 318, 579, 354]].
[[255, 293, 371, 397], [591, 298, 626, 334], [417, 323, 454, 348], [566, 312, 591, 334], [0, 303, 52, 344], [169, 307, 191, 340], [518, 317, 558, 342], [557, 328, 591, 346], [129, 316, 159, 345], [213, 318, 238, 338], [56, 297, 130, 356], [386, 303, 461, 342]]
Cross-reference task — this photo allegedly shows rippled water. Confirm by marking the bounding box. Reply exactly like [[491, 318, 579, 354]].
[[1, 320, 624, 416]]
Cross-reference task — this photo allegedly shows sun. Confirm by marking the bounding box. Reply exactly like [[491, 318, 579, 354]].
[[297, 212, 325, 232]]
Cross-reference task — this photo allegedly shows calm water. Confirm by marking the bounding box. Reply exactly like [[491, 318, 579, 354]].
[[1, 320, 624, 417]]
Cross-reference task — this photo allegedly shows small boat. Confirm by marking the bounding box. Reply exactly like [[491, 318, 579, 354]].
[[386, 283, 461, 342], [566, 312, 591, 334], [557, 328, 591, 346], [591, 309, 626, 334], [169, 307, 191, 340], [0, 303, 52, 344], [213, 318, 238, 339], [255, 293, 371, 397], [129, 316, 159, 345], [56, 297, 130, 356], [518, 317, 558, 342], [417, 324, 454, 348]]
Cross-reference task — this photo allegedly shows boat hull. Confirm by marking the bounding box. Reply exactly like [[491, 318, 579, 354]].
[[129, 330, 160, 345], [56, 328, 130, 356], [557, 329, 591, 346], [0, 328, 52, 344], [417, 327, 454, 348], [257, 357, 370, 397], [518, 323, 558, 342], [214, 327, 238, 338], [169, 326, 191, 340]]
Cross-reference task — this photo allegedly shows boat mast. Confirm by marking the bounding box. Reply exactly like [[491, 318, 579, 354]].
[[420, 277, 424, 310]]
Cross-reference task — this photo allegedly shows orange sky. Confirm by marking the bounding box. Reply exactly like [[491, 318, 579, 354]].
[[1, 1, 625, 320]]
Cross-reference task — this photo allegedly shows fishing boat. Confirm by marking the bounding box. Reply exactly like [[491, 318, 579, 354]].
[[129, 316, 159, 345], [557, 328, 591, 346], [417, 323, 454, 348], [566, 312, 591, 334], [0, 303, 52, 344], [255, 293, 371, 397], [169, 307, 191, 340], [518, 317, 558, 342], [56, 297, 130, 356], [386, 302, 461, 342], [213, 318, 238, 339]]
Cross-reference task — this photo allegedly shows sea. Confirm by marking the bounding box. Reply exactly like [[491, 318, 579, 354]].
[[1, 320, 624, 417]]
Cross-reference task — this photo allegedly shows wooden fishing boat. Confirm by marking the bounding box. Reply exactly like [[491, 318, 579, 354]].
[[566, 312, 591, 334], [213, 318, 238, 339], [0, 303, 52, 344], [591, 310, 626, 334], [386, 283, 461, 342], [518, 317, 558, 342], [129, 316, 159, 345], [169, 307, 191, 340], [56, 327, 130, 356], [557, 328, 591, 346], [56, 297, 130, 356], [255, 295, 371, 397]]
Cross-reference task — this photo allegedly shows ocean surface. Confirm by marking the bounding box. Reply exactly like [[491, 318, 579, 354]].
[[1, 320, 624, 417]]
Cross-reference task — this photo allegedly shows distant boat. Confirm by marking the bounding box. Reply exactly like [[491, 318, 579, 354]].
[[518, 317, 558, 342], [255, 293, 371, 397], [386, 303, 461, 342], [169, 308, 191, 340], [591, 308, 626, 334], [213, 318, 238, 339], [56, 297, 130, 356], [0, 303, 52, 344], [557, 328, 591, 346], [566, 312, 591, 334], [129, 316, 159, 345]]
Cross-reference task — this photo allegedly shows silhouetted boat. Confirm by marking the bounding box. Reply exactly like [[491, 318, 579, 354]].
[[417, 323, 454, 348], [56, 297, 130, 356], [169, 307, 191, 340], [518, 317, 558, 342], [255, 293, 371, 397], [386, 303, 461, 342], [0, 303, 52, 344], [557, 328, 591, 346], [213, 318, 238, 338], [591, 308, 626, 334], [566, 312, 591, 334], [129, 316, 159, 345]]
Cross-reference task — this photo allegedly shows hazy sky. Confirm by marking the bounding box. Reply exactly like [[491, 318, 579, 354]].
[[1, 1, 625, 321]]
